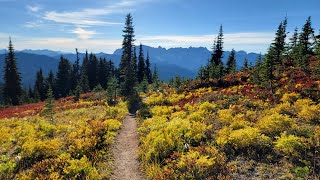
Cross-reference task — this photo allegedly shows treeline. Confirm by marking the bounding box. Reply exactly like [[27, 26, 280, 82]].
[[197, 16, 320, 86], [1, 14, 160, 106]]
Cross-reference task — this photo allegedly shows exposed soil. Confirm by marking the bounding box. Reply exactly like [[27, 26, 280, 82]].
[[111, 113, 145, 180]]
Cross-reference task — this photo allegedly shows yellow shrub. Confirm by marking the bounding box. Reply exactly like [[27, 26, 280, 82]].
[[187, 112, 205, 122], [199, 102, 216, 113], [256, 113, 294, 136], [297, 104, 319, 122], [217, 109, 233, 124], [274, 132, 305, 157], [228, 127, 271, 149], [280, 92, 300, 103]]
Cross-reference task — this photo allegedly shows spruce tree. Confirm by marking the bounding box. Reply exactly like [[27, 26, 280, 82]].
[[71, 48, 81, 91], [131, 46, 138, 84], [299, 16, 315, 55], [98, 58, 108, 88], [152, 64, 160, 90], [316, 32, 320, 58], [45, 70, 55, 98], [80, 52, 90, 92], [3, 38, 22, 105], [137, 44, 145, 83], [251, 53, 264, 84], [34, 68, 46, 101], [226, 49, 236, 74], [56, 56, 72, 98], [145, 51, 152, 84], [210, 25, 224, 79], [264, 17, 288, 80], [88, 53, 98, 90], [119, 13, 135, 97], [242, 58, 249, 71]]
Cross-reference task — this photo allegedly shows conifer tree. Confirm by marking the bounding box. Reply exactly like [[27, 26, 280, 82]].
[[80, 51, 90, 92], [56, 56, 71, 98], [264, 17, 288, 81], [299, 16, 315, 55], [45, 70, 55, 98], [242, 58, 249, 71], [137, 44, 145, 83], [145, 51, 152, 84], [131, 46, 138, 83], [3, 38, 22, 105], [119, 13, 135, 97], [88, 53, 98, 90], [98, 58, 108, 88], [71, 48, 81, 91], [152, 64, 160, 90], [226, 49, 236, 74], [210, 25, 224, 79], [316, 32, 320, 58], [34, 68, 46, 101], [251, 53, 264, 84]]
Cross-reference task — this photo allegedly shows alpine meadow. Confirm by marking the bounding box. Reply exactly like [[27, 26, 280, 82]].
[[0, 1, 320, 179]]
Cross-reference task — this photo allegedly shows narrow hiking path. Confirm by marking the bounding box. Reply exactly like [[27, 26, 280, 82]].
[[111, 113, 144, 180]]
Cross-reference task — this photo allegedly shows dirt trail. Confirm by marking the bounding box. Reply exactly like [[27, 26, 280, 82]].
[[111, 113, 144, 180]]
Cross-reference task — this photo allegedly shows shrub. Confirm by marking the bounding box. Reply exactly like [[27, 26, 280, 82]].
[[256, 113, 294, 136], [274, 132, 305, 158]]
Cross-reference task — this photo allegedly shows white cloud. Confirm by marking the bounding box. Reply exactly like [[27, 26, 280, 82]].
[[0, 35, 122, 53], [71, 27, 97, 39], [42, 0, 148, 26], [26, 5, 41, 12]]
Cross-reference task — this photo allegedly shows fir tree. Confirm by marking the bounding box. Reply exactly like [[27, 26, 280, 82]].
[[251, 53, 264, 84], [98, 58, 108, 89], [71, 48, 81, 91], [106, 76, 118, 105], [34, 68, 46, 101], [226, 49, 236, 74], [43, 87, 55, 123], [137, 44, 145, 83], [3, 38, 22, 105], [264, 17, 288, 80], [152, 64, 160, 90], [242, 58, 249, 71], [209, 25, 224, 79], [88, 53, 98, 90], [145, 51, 152, 84], [56, 56, 71, 98], [131, 46, 138, 84], [119, 13, 135, 97], [299, 16, 315, 55], [45, 70, 55, 98], [80, 52, 90, 93]]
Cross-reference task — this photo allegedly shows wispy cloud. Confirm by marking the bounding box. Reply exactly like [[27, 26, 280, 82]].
[[42, 0, 147, 26], [71, 27, 97, 39], [0, 34, 121, 53], [26, 4, 41, 12]]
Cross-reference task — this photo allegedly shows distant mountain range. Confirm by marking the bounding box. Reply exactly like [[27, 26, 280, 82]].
[[0, 46, 263, 87]]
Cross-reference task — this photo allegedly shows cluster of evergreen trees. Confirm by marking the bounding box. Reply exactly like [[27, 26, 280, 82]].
[[1, 14, 160, 106], [118, 14, 159, 97], [198, 16, 320, 86]]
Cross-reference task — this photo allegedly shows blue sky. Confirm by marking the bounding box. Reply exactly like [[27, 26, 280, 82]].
[[0, 0, 319, 53]]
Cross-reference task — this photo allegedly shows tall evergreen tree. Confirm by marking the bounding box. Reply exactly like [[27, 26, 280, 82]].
[[80, 51, 90, 92], [56, 56, 72, 98], [71, 48, 81, 91], [45, 70, 55, 97], [242, 58, 249, 71], [88, 53, 98, 90], [34, 68, 46, 101], [152, 64, 160, 90], [299, 16, 315, 55], [145, 51, 152, 84], [225, 49, 236, 74], [251, 53, 264, 84], [264, 17, 288, 80], [98, 58, 108, 89], [118, 13, 135, 97], [3, 38, 22, 105], [137, 44, 145, 83], [210, 25, 224, 79], [131, 46, 138, 84]]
